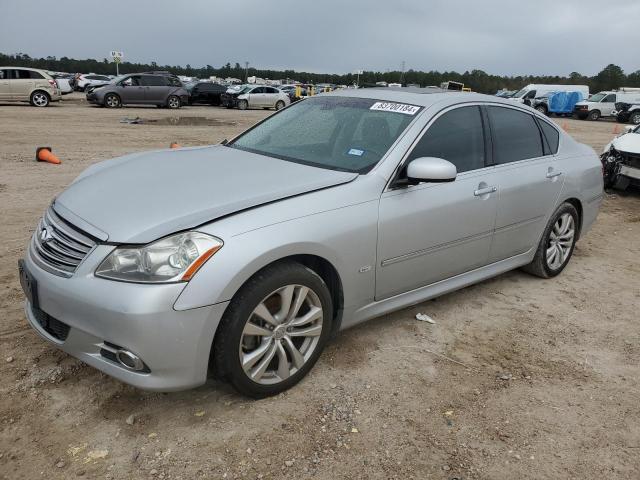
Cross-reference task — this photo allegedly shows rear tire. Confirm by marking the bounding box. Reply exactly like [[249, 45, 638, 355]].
[[237, 99, 248, 110], [522, 203, 579, 279], [104, 93, 121, 108], [30, 90, 50, 107], [213, 261, 333, 398], [588, 110, 601, 121], [275, 100, 285, 110]]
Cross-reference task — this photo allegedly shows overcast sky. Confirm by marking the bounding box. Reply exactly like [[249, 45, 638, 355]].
[[1, 0, 638, 76]]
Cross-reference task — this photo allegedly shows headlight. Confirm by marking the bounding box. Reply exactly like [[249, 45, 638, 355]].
[[96, 232, 223, 283]]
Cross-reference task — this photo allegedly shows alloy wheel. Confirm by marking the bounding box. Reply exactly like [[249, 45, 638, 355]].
[[105, 95, 120, 108], [32, 93, 48, 107], [168, 96, 180, 109], [546, 213, 575, 270], [239, 284, 323, 385]]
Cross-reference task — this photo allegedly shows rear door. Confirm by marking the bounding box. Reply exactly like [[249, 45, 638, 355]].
[[486, 106, 564, 262], [0, 69, 11, 100], [141, 75, 168, 104], [263, 87, 280, 107], [12, 69, 36, 100]]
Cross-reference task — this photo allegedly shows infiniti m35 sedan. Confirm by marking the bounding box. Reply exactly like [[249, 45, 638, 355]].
[[20, 90, 603, 397]]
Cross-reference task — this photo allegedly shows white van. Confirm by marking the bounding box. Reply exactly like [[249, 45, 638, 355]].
[[574, 88, 640, 121], [510, 84, 589, 104]]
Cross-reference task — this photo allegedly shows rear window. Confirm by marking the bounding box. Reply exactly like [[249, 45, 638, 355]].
[[538, 120, 560, 154], [488, 106, 544, 164], [142, 75, 167, 86]]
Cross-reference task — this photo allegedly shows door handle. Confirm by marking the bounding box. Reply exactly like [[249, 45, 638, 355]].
[[474, 186, 497, 196], [546, 171, 562, 179]]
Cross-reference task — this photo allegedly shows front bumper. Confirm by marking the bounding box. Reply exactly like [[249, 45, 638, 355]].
[[22, 248, 229, 391], [619, 164, 640, 181]]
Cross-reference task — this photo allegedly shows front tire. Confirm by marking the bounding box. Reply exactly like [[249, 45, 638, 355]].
[[535, 105, 548, 115], [630, 112, 640, 125], [588, 110, 601, 121], [167, 95, 181, 109], [213, 261, 333, 398], [104, 93, 121, 108], [237, 99, 248, 110], [523, 203, 579, 278], [30, 91, 50, 107]]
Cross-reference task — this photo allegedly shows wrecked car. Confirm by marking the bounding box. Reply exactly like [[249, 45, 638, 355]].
[[602, 124, 640, 190]]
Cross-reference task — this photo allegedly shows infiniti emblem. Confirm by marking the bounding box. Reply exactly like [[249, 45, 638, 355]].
[[40, 227, 53, 243]]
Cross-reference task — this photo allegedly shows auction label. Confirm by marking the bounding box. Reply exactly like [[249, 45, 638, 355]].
[[370, 102, 420, 115]]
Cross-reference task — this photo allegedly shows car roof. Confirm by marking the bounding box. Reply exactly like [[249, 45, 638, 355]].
[[0, 66, 47, 72], [324, 87, 522, 109]]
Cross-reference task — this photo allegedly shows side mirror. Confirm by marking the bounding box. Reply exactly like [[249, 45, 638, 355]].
[[406, 157, 457, 184]]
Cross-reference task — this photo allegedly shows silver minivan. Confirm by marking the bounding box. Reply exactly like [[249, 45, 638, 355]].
[[20, 90, 603, 397]]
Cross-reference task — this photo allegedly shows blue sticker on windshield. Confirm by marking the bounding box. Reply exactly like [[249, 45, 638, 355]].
[[348, 148, 364, 156]]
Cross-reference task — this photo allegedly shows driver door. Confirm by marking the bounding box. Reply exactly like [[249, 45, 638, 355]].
[[376, 106, 498, 300], [248, 86, 265, 107], [119, 75, 145, 104]]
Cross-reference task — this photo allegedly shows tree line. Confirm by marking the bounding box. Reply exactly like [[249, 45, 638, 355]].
[[1, 52, 638, 94]]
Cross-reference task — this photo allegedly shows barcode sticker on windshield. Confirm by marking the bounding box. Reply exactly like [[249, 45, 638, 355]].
[[370, 102, 420, 115]]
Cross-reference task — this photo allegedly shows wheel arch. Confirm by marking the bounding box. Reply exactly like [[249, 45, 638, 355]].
[[561, 197, 583, 239]]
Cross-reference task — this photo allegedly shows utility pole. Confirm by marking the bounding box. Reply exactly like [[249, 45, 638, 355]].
[[244, 61, 249, 82], [400, 60, 405, 85]]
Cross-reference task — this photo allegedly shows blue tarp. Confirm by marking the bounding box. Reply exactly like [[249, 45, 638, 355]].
[[548, 91, 584, 114]]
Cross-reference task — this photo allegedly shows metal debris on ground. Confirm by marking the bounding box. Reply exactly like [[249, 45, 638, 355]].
[[415, 313, 436, 324]]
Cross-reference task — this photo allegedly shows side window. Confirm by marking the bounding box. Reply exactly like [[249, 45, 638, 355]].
[[265, 87, 278, 94], [251, 87, 265, 94], [166, 76, 181, 87], [488, 106, 544, 164], [16, 70, 33, 79], [538, 120, 560, 155], [142, 75, 166, 86], [29, 70, 44, 79], [407, 106, 486, 173], [525, 90, 537, 99], [603, 94, 616, 102], [130, 76, 141, 86]]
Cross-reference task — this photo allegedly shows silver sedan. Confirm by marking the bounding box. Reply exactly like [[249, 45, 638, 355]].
[[20, 90, 603, 397]]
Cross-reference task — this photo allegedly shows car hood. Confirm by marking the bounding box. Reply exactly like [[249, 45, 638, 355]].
[[611, 133, 640, 155], [55, 145, 357, 243]]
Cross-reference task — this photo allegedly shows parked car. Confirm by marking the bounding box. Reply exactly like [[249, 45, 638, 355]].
[[75, 74, 112, 92], [19, 90, 602, 397], [86, 74, 188, 108], [186, 82, 227, 106], [511, 84, 589, 106], [613, 102, 640, 125], [0, 66, 61, 107], [601, 124, 640, 190], [221, 85, 290, 110], [574, 89, 640, 121], [48, 73, 73, 95]]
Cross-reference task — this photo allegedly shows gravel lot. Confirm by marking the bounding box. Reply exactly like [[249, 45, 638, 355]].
[[1, 93, 639, 480]]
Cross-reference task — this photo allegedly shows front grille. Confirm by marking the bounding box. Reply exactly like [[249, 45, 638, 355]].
[[29, 206, 96, 277], [32, 306, 70, 341]]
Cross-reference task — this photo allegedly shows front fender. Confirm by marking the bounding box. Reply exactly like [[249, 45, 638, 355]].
[[173, 200, 379, 313]]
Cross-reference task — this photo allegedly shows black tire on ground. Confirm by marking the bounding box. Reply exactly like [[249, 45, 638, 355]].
[[167, 95, 181, 109], [213, 261, 333, 398], [237, 99, 248, 110], [588, 110, 601, 121], [30, 90, 50, 107], [104, 93, 121, 108], [522, 202, 579, 279], [275, 100, 285, 110], [630, 112, 640, 125]]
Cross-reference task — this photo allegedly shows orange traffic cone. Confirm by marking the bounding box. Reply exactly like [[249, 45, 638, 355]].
[[612, 124, 621, 135], [170, 142, 180, 149], [36, 147, 61, 165], [561, 122, 570, 132]]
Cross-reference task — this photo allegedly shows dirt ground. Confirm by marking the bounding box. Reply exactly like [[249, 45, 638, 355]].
[[0, 93, 639, 480]]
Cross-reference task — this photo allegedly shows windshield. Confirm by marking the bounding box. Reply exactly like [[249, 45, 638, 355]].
[[513, 88, 528, 98], [111, 74, 128, 84], [229, 96, 421, 173], [588, 93, 606, 102]]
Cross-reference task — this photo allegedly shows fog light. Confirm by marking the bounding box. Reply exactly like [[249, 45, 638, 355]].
[[116, 349, 145, 371]]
